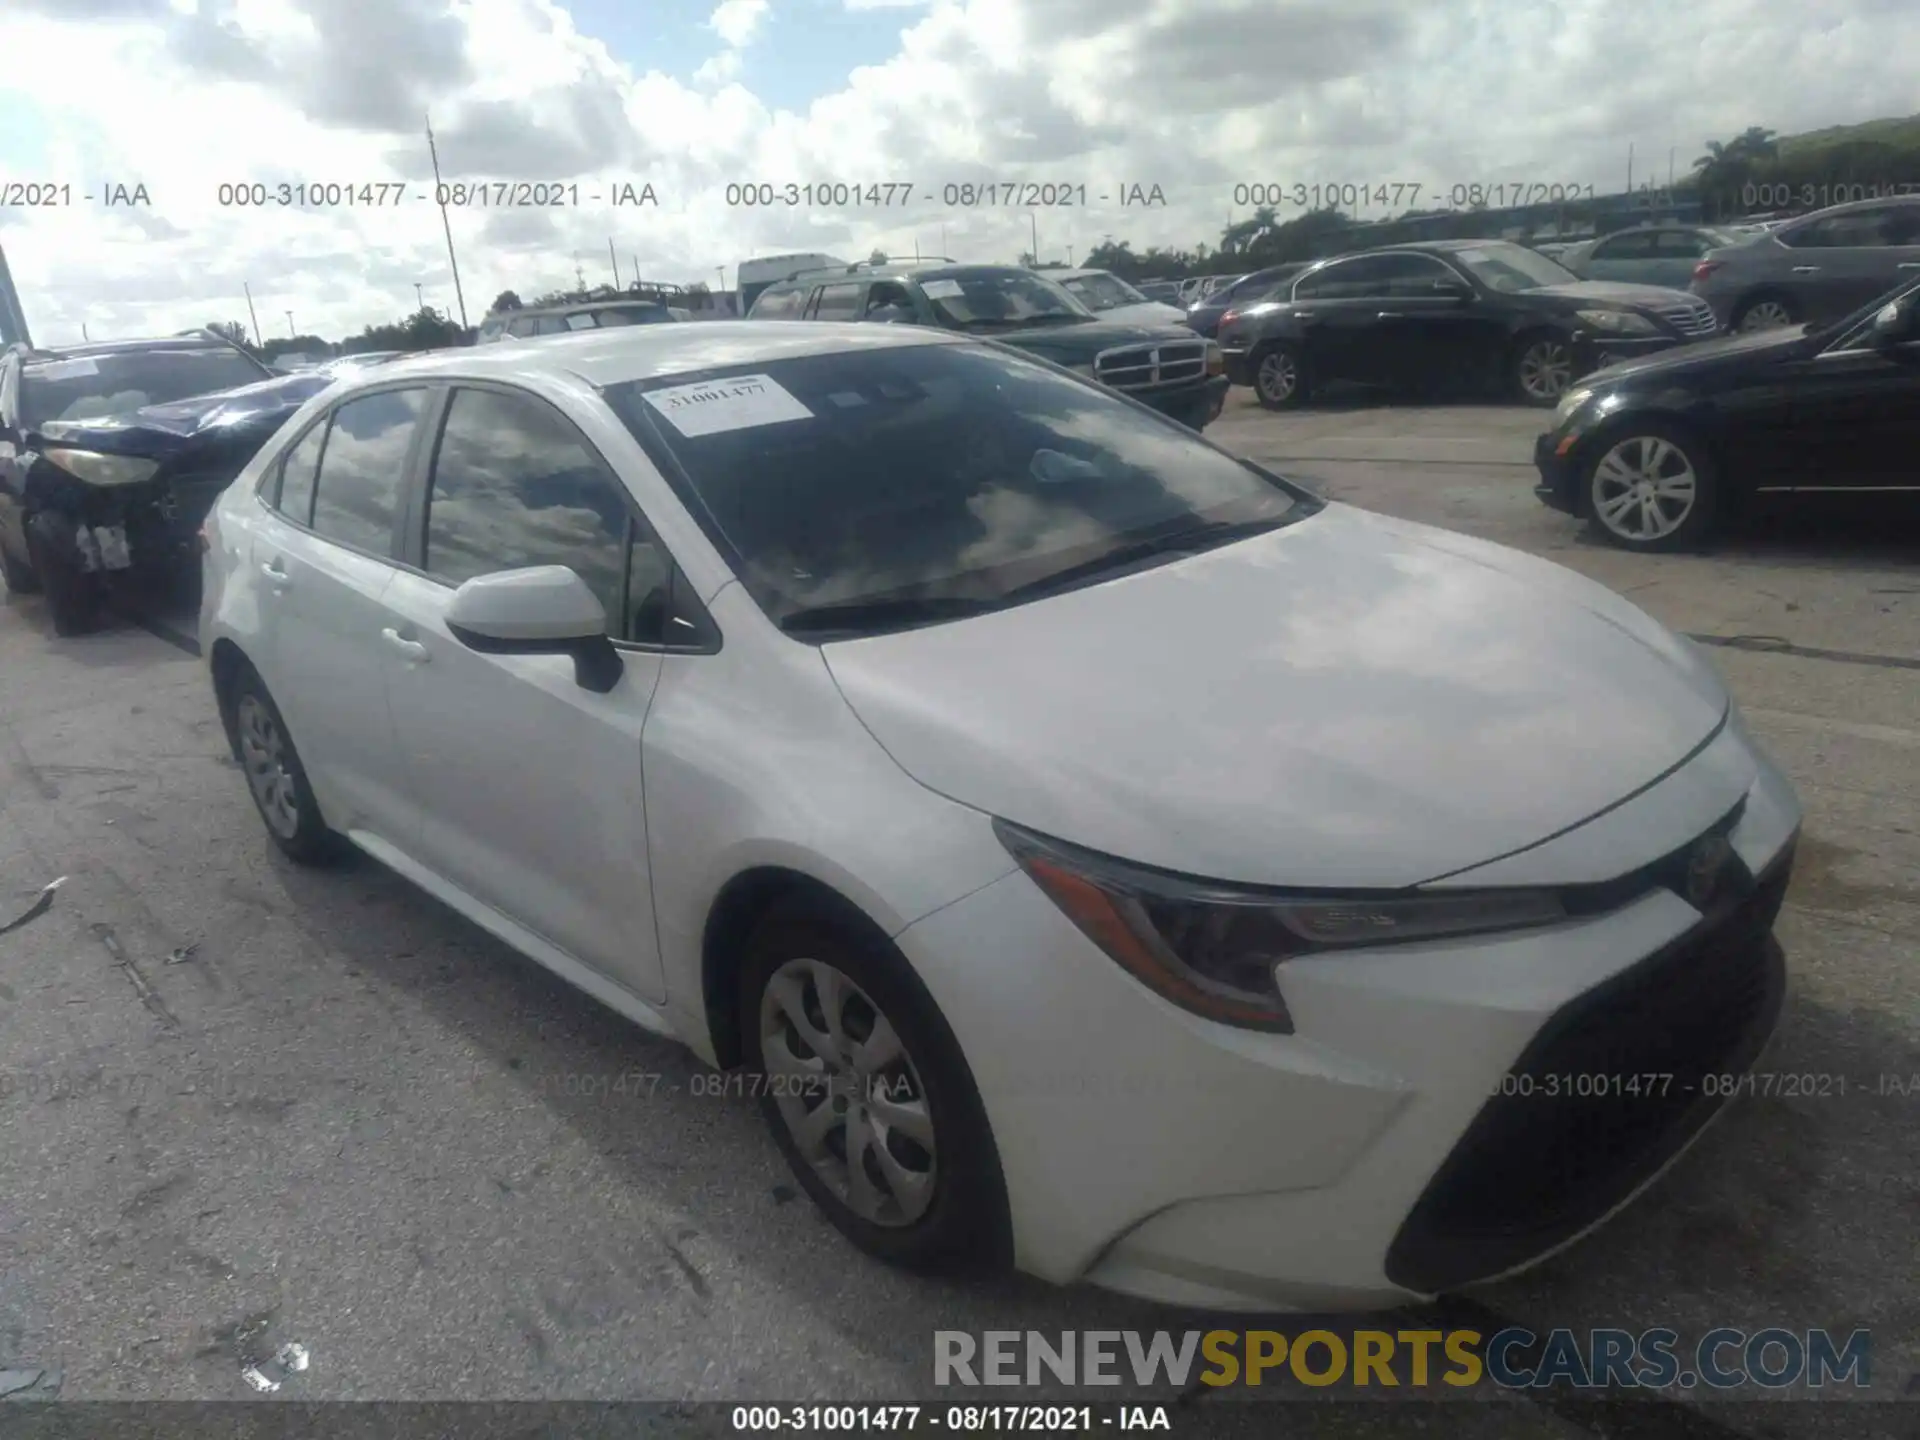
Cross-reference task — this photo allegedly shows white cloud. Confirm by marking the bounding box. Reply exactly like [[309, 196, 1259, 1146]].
[[708, 0, 768, 48], [1, 0, 1917, 346]]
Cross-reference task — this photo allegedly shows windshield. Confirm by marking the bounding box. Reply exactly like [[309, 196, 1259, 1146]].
[[590, 306, 675, 327], [604, 342, 1313, 638], [21, 347, 269, 427], [918, 271, 1094, 331], [1058, 272, 1149, 311], [1449, 242, 1580, 293]]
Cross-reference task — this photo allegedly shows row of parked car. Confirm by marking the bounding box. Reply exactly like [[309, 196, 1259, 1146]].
[[4, 194, 1916, 638]]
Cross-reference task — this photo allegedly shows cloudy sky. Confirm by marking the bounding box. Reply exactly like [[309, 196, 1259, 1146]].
[[2, 0, 1917, 345]]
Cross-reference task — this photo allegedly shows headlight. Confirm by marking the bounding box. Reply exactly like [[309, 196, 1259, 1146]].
[[42, 448, 160, 487], [1552, 386, 1595, 425], [995, 820, 1566, 1033], [1575, 308, 1658, 336], [1204, 341, 1225, 376]]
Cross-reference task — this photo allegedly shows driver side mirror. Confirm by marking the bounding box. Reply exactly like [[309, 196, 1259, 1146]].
[[445, 565, 624, 693], [1869, 297, 1919, 349]]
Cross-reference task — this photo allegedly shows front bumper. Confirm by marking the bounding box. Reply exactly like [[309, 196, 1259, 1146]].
[[1138, 375, 1230, 431], [1534, 430, 1581, 513], [896, 720, 1801, 1310]]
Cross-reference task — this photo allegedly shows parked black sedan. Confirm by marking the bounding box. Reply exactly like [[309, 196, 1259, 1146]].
[[1534, 276, 1920, 552], [0, 333, 331, 633], [1218, 240, 1721, 409]]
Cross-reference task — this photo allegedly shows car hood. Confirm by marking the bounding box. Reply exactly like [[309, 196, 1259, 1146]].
[[33, 372, 329, 458], [1584, 321, 1813, 384], [823, 505, 1727, 889], [994, 318, 1205, 366], [1528, 279, 1698, 309], [1089, 300, 1191, 326]]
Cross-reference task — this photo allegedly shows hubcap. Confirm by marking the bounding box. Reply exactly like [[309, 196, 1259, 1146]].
[[758, 958, 936, 1227], [1739, 301, 1792, 332], [1257, 351, 1296, 402], [237, 695, 301, 838], [1592, 435, 1698, 542], [1519, 341, 1573, 400]]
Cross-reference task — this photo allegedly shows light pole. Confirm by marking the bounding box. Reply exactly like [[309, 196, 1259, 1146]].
[[285, 311, 295, 338], [414, 282, 424, 310]]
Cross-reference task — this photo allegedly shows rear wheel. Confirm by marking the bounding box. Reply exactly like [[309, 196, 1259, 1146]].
[[230, 667, 341, 864], [741, 903, 1008, 1274], [1512, 334, 1575, 405], [1732, 293, 1799, 332], [24, 512, 102, 636], [1251, 342, 1306, 409], [1583, 422, 1719, 552]]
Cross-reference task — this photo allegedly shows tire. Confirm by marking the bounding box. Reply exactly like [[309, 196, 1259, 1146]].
[[229, 666, 341, 864], [0, 536, 40, 595], [1511, 333, 1576, 406], [1581, 421, 1720, 553], [741, 901, 1009, 1274], [1251, 342, 1307, 410], [23, 512, 102, 636], [1731, 292, 1800, 333]]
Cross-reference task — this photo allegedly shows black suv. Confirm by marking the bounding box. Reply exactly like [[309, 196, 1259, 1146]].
[[749, 261, 1229, 430], [0, 332, 327, 634], [1218, 240, 1721, 409]]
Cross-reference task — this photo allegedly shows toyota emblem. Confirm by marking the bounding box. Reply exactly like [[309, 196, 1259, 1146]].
[[1685, 834, 1735, 909]]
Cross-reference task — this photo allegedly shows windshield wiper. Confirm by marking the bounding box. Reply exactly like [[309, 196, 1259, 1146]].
[[1001, 514, 1297, 603], [778, 594, 1000, 638]]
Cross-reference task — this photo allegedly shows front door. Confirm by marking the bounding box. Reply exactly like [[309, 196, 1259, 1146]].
[[379, 384, 670, 1003], [1783, 317, 1920, 489]]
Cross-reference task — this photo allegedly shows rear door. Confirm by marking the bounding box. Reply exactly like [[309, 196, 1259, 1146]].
[[1775, 205, 1920, 323], [378, 383, 686, 1003], [1286, 256, 1398, 383], [1584, 230, 1658, 284], [247, 386, 430, 846]]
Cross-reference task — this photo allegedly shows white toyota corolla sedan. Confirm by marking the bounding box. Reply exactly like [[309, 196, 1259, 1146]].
[[200, 322, 1800, 1310]]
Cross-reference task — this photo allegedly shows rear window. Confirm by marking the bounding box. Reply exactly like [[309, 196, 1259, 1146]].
[[750, 288, 807, 319], [22, 347, 267, 427], [602, 342, 1310, 637], [591, 306, 675, 327]]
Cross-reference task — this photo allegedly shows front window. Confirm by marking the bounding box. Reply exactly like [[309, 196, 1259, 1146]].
[[1058, 272, 1150, 312], [602, 342, 1316, 640], [916, 270, 1094, 332], [1448, 242, 1578, 293], [22, 347, 269, 427]]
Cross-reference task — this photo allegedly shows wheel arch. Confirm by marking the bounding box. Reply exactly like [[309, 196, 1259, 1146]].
[[208, 637, 253, 763]]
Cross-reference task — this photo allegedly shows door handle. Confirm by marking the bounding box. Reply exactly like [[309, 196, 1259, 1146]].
[[1375, 310, 1405, 319], [259, 559, 291, 590], [1790, 265, 1821, 273], [1898, 262, 1920, 270], [380, 627, 430, 663]]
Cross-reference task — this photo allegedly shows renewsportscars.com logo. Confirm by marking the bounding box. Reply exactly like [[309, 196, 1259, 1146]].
[[934, 1327, 1875, 1393]]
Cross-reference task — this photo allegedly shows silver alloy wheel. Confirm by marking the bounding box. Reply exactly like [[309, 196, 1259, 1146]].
[[1591, 435, 1698, 543], [1738, 300, 1794, 332], [1256, 349, 1297, 403], [1517, 339, 1574, 401], [237, 694, 301, 839], [759, 957, 936, 1227]]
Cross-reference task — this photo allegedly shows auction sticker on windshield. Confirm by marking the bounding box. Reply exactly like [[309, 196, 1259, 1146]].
[[642, 374, 813, 437], [921, 279, 964, 299], [29, 357, 100, 379]]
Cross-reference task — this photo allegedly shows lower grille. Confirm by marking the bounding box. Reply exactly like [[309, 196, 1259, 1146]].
[[1384, 847, 1793, 1295], [1095, 341, 1207, 390]]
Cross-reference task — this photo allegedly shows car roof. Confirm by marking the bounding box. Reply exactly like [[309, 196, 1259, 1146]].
[[507, 298, 674, 318], [337, 320, 966, 390], [14, 335, 238, 364]]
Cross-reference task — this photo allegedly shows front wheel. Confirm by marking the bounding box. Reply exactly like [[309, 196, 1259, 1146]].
[[1583, 424, 1720, 552], [1512, 334, 1576, 406], [24, 512, 101, 636], [1251, 343, 1306, 410], [742, 903, 1008, 1274], [0, 536, 40, 595]]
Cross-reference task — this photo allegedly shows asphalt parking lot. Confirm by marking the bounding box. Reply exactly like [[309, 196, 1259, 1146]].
[[1, 388, 1915, 1438]]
